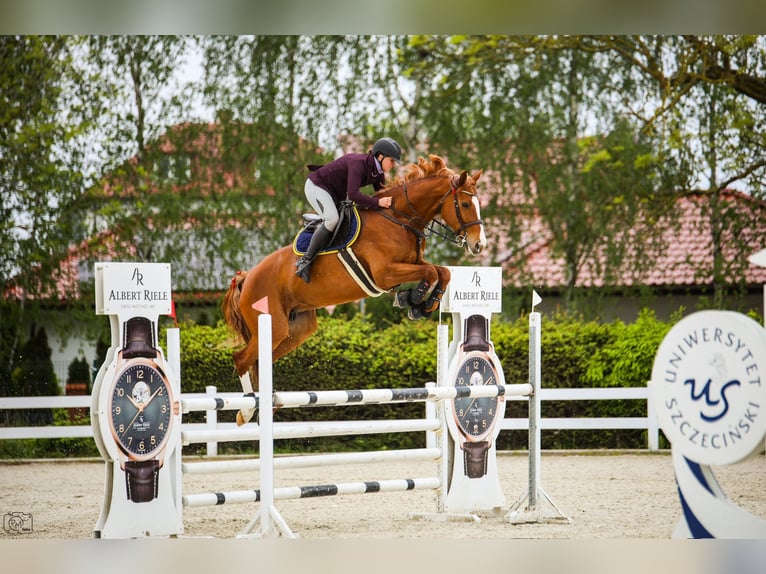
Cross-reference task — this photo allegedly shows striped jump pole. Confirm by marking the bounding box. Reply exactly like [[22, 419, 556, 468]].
[[182, 447, 442, 475], [181, 418, 441, 445], [178, 305, 557, 536], [184, 477, 441, 508], [181, 383, 530, 413]]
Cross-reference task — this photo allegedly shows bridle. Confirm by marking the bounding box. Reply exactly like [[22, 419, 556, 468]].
[[429, 178, 484, 248], [377, 177, 483, 258], [381, 175, 483, 249]]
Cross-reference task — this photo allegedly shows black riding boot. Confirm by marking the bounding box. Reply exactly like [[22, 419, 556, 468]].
[[295, 225, 333, 283]]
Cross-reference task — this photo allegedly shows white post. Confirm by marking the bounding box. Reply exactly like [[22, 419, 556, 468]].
[[205, 385, 218, 457], [165, 327, 183, 527], [436, 323, 451, 512], [646, 382, 659, 450], [506, 291, 569, 524], [528, 309, 541, 509], [238, 313, 295, 538], [167, 328, 181, 393], [257, 313, 275, 536], [425, 382, 436, 450]]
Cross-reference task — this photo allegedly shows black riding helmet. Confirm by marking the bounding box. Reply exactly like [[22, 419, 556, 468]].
[[372, 137, 402, 164]]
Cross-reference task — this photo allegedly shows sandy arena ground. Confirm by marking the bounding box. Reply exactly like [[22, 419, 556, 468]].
[[1, 451, 764, 540]]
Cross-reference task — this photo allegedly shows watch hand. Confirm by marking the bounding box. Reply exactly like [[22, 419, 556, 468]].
[[122, 407, 143, 438], [461, 397, 478, 418], [125, 393, 141, 410], [120, 386, 161, 438], [141, 386, 162, 408]]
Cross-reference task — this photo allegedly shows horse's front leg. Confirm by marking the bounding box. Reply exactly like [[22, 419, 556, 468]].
[[421, 265, 451, 313], [382, 263, 451, 318], [409, 265, 450, 318], [235, 306, 292, 426]]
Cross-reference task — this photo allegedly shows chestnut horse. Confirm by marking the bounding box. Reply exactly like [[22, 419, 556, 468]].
[[222, 155, 486, 424]]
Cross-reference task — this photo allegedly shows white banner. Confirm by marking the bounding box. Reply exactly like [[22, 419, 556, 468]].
[[95, 262, 172, 316], [442, 266, 502, 314]]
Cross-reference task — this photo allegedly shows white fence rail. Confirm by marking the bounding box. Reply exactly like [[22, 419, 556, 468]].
[[0, 385, 660, 450]]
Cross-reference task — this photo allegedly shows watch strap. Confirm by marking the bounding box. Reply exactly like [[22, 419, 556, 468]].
[[463, 441, 489, 478], [463, 314, 490, 352], [123, 317, 158, 359], [124, 460, 160, 503]]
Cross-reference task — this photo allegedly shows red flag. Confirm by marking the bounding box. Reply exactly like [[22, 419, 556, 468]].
[[251, 296, 269, 314]]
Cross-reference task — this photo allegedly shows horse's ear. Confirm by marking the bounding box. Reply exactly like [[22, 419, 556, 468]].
[[458, 170, 468, 187], [472, 169, 483, 182]]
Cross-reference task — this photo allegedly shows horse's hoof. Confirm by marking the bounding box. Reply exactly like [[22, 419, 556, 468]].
[[237, 408, 255, 426], [407, 303, 432, 320], [393, 290, 410, 309]]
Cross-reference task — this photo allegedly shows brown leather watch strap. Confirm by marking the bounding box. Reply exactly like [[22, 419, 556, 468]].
[[463, 441, 489, 478], [463, 314, 490, 352], [124, 460, 161, 503], [122, 316, 158, 359]]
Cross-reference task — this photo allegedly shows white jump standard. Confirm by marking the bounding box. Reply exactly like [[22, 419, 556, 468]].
[[91, 262, 567, 538]]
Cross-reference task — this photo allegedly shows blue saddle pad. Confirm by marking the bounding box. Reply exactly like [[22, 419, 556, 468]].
[[292, 206, 361, 256]]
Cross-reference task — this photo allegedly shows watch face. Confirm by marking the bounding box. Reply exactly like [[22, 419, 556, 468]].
[[452, 354, 501, 440], [109, 360, 172, 460]]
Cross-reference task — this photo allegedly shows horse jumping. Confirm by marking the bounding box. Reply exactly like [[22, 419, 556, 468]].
[[222, 155, 487, 425]]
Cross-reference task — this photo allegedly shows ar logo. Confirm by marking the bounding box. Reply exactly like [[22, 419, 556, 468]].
[[131, 267, 145, 286]]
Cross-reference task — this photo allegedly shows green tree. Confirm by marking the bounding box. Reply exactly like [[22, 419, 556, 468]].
[[0, 36, 88, 378], [673, 81, 766, 308], [8, 325, 59, 425], [406, 36, 683, 312]]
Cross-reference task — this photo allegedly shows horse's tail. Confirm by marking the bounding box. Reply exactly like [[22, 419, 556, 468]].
[[222, 270, 251, 344]]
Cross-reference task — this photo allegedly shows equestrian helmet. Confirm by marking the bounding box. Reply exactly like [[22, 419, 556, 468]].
[[372, 137, 402, 163]]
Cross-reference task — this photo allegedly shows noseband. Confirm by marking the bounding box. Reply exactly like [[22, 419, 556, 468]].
[[435, 182, 484, 247]]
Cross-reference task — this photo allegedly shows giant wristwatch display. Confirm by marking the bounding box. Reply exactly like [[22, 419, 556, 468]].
[[108, 316, 176, 503], [450, 314, 503, 479]]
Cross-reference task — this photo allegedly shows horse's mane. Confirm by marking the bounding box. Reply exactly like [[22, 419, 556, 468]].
[[384, 155, 454, 191]]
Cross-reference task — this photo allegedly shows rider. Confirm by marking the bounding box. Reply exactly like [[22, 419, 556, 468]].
[[295, 137, 402, 283]]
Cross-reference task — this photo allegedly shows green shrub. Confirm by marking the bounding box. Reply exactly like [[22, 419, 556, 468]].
[[2, 308, 676, 458], [172, 309, 670, 453]]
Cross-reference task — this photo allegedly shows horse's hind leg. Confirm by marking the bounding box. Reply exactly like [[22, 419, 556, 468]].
[[235, 309, 318, 425], [235, 368, 257, 426], [235, 309, 294, 425], [234, 335, 261, 426], [273, 309, 318, 362]]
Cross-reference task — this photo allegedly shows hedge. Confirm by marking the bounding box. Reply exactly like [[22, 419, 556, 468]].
[[0, 309, 678, 458], [177, 309, 673, 454]]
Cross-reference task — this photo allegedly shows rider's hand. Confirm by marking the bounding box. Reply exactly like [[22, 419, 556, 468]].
[[379, 196, 392, 209]]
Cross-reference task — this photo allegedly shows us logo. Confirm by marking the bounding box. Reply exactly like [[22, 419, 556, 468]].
[[651, 310, 766, 466]]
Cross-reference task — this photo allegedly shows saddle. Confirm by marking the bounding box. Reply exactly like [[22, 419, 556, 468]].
[[292, 202, 361, 256], [292, 202, 387, 297]]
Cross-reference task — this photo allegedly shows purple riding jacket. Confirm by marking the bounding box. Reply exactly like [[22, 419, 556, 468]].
[[307, 152, 385, 209]]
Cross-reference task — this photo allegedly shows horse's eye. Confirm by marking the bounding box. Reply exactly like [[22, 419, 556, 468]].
[[461, 202, 471, 209]]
